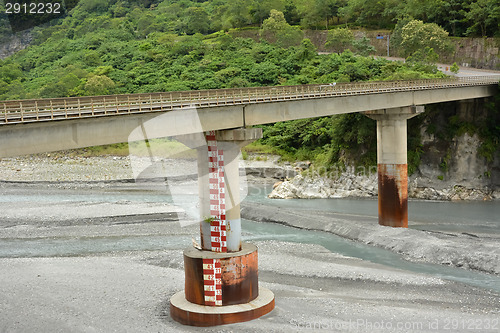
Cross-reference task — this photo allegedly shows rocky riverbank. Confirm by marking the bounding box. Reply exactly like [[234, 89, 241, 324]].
[[268, 167, 378, 199], [269, 167, 500, 201], [1, 152, 498, 200]]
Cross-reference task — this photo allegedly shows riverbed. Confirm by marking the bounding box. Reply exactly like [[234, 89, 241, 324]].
[[0, 155, 499, 332]]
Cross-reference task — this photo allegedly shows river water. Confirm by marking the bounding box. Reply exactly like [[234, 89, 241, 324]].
[[243, 184, 500, 293], [1, 182, 499, 294], [246, 184, 500, 237]]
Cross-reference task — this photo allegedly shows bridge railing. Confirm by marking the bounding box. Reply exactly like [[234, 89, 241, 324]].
[[1, 76, 498, 124]]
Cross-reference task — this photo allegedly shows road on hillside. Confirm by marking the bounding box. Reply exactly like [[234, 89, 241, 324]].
[[379, 56, 500, 77]]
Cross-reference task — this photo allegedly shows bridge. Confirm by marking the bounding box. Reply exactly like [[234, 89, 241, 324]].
[[1, 76, 498, 326], [0, 76, 497, 156]]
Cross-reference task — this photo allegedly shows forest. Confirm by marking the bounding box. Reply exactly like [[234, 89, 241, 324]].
[[0, 0, 462, 100], [2, 0, 497, 38], [0, 0, 498, 174]]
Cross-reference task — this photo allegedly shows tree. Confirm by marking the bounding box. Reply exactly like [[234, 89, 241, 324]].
[[390, 17, 413, 57], [137, 13, 157, 38], [406, 46, 439, 64], [398, 0, 447, 23], [222, 0, 252, 29], [399, 20, 455, 58], [464, 0, 500, 37], [260, 9, 304, 48], [1, 79, 25, 100], [405, 47, 443, 74], [352, 36, 376, 56], [283, 0, 301, 24], [325, 27, 354, 53], [300, 0, 343, 29], [83, 50, 102, 67], [261, 9, 288, 33], [295, 39, 317, 62], [180, 7, 211, 35], [38, 72, 82, 98], [250, 0, 285, 24], [0, 80, 9, 97], [111, 1, 128, 18], [436, 0, 467, 36], [0, 63, 23, 84], [276, 26, 304, 48], [339, 0, 394, 28], [247, 61, 281, 85], [78, 0, 111, 13], [84, 75, 115, 96]]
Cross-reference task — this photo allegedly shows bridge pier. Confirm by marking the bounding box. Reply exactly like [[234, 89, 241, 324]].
[[196, 129, 261, 252], [170, 127, 275, 327], [365, 106, 424, 228]]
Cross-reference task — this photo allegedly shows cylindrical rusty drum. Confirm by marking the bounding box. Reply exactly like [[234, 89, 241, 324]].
[[184, 242, 258, 306]]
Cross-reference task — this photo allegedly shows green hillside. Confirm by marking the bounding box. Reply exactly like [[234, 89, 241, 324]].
[[2, 0, 497, 39], [0, 0, 456, 100]]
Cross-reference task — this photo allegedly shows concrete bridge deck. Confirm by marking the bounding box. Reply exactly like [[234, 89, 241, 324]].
[[1, 76, 498, 125], [0, 76, 497, 158]]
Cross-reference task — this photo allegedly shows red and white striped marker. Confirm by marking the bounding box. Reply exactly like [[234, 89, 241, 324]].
[[206, 131, 227, 253], [202, 258, 222, 306], [204, 131, 226, 306]]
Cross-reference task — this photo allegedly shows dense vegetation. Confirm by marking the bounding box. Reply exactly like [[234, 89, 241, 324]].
[[0, 0, 498, 175], [0, 0, 452, 100], [2, 0, 497, 38]]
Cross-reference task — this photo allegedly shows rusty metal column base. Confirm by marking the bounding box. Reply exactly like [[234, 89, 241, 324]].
[[170, 243, 275, 327], [378, 163, 408, 227]]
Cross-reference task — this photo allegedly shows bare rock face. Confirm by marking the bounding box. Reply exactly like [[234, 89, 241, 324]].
[[268, 168, 378, 199], [409, 130, 497, 200], [451, 133, 487, 182], [270, 110, 499, 201], [0, 30, 33, 59], [270, 125, 499, 200], [417, 132, 489, 188], [410, 100, 499, 200]]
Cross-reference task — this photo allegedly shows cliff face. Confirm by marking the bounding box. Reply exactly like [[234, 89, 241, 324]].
[[271, 98, 500, 200], [410, 99, 500, 200], [0, 31, 33, 60], [452, 38, 500, 70]]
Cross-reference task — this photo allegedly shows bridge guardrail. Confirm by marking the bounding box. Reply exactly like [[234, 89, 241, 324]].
[[1, 76, 498, 125]]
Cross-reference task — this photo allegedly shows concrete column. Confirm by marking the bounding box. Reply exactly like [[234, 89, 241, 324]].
[[197, 128, 262, 252], [365, 106, 424, 228]]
